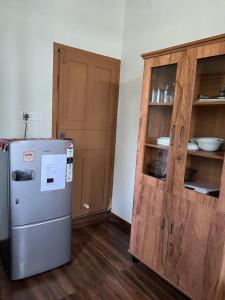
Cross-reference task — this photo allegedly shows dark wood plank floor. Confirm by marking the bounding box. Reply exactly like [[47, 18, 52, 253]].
[[0, 218, 189, 300]]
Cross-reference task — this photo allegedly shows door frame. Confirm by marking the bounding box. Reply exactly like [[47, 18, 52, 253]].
[[52, 42, 61, 138], [52, 42, 121, 213]]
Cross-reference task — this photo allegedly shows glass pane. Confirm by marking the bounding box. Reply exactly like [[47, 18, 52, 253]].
[[184, 55, 225, 198], [143, 64, 177, 180]]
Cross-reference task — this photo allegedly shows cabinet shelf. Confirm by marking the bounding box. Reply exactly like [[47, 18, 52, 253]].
[[194, 100, 225, 106], [149, 102, 173, 106], [146, 143, 224, 160], [188, 149, 224, 160], [145, 143, 169, 150]]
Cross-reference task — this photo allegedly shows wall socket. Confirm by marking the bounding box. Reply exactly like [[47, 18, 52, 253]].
[[23, 112, 45, 121]]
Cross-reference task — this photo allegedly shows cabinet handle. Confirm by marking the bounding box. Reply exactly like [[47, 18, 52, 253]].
[[170, 222, 174, 234], [179, 126, 184, 147], [161, 218, 166, 230], [170, 125, 175, 146]]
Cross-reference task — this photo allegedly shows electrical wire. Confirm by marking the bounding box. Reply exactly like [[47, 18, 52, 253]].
[[24, 121, 28, 139], [23, 113, 29, 139]]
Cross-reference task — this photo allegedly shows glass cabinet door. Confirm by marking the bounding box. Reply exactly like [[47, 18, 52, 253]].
[[143, 64, 177, 182], [183, 54, 225, 198]]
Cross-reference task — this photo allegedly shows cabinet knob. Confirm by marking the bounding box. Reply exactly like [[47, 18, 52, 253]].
[[170, 222, 174, 234], [179, 126, 184, 147], [170, 125, 176, 146], [176, 154, 184, 161]]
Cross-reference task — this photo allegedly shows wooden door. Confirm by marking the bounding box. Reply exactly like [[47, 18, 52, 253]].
[[164, 196, 225, 299], [52, 44, 120, 217], [130, 177, 171, 276]]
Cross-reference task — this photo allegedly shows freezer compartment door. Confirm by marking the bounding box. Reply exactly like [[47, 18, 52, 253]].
[[9, 140, 73, 226], [11, 215, 71, 280]]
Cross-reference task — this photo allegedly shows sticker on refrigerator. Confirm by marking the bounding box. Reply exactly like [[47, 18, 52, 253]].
[[41, 154, 66, 192], [66, 162, 73, 182], [23, 151, 35, 162], [67, 143, 74, 158]]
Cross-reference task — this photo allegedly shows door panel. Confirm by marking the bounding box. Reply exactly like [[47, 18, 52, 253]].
[[92, 66, 111, 122], [165, 196, 225, 299], [66, 129, 107, 151], [66, 60, 88, 122], [56, 45, 120, 217], [130, 180, 171, 275], [82, 154, 106, 212], [72, 151, 107, 216]]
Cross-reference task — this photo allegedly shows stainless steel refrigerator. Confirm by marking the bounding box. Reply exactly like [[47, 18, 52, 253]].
[[0, 139, 74, 280]]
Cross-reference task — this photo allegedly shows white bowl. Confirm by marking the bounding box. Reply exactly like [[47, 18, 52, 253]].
[[188, 142, 199, 151], [196, 137, 224, 151]]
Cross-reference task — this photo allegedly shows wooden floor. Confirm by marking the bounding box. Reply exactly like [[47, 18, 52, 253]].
[[0, 218, 189, 300]]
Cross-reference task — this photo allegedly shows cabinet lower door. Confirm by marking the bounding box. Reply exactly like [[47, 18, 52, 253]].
[[165, 197, 225, 300], [130, 184, 170, 276]]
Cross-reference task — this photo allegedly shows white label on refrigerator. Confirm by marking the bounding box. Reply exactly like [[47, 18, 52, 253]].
[[41, 154, 66, 192], [66, 163, 73, 182], [67, 143, 74, 158], [23, 151, 35, 162]]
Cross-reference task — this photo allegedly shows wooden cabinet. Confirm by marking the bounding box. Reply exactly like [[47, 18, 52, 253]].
[[130, 177, 171, 276], [130, 34, 225, 300], [165, 197, 225, 299]]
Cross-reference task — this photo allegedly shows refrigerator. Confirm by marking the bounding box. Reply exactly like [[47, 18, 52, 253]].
[[0, 139, 74, 280]]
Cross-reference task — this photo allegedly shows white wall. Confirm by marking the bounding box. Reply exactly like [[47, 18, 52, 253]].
[[112, 0, 225, 223], [0, 0, 125, 138]]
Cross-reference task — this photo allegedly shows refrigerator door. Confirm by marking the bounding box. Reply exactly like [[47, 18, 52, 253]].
[[9, 139, 73, 226], [11, 215, 71, 280]]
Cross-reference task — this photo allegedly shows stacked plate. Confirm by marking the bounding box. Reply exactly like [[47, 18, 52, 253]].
[[157, 137, 199, 150], [157, 137, 170, 146]]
